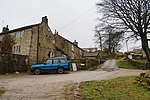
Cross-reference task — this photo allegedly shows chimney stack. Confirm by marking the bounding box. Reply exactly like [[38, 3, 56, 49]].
[[2, 25, 9, 33], [41, 16, 48, 24], [73, 40, 78, 46], [54, 29, 58, 35]]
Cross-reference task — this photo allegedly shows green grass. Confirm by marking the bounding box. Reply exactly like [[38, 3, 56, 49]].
[[0, 88, 5, 96], [116, 60, 136, 69], [116, 60, 146, 69], [80, 76, 150, 100], [132, 59, 147, 63]]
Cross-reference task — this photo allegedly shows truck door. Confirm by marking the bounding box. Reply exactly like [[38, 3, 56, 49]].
[[52, 59, 60, 69], [44, 59, 53, 70]]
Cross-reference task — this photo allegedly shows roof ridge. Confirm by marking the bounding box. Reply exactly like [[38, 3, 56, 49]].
[[0, 23, 40, 35], [54, 34, 84, 51]]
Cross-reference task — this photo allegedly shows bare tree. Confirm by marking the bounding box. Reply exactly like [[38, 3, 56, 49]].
[[97, 0, 150, 62], [1, 34, 15, 53], [95, 24, 124, 54], [94, 29, 103, 51]]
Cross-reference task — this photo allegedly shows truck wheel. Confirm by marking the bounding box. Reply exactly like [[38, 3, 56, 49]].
[[57, 67, 64, 74], [34, 68, 41, 75]]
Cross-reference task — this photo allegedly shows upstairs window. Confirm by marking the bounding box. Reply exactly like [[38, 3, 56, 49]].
[[16, 31, 22, 38], [72, 45, 74, 51], [71, 52, 74, 59]]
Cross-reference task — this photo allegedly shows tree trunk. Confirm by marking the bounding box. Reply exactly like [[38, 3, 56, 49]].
[[141, 35, 150, 62]]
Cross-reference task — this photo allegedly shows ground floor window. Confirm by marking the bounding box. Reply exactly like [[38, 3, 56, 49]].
[[13, 45, 21, 53]]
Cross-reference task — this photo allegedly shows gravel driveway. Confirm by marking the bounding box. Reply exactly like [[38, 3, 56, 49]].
[[0, 60, 146, 100]]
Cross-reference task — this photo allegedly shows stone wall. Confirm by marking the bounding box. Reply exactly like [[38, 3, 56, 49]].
[[0, 52, 29, 74]]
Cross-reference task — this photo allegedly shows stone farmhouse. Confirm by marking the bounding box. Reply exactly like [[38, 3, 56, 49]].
[[54, 32, 84, 59], [0, 16, 84, 65]]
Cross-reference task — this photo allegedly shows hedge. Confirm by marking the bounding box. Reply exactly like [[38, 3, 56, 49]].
[[70, 59, 101, 71]]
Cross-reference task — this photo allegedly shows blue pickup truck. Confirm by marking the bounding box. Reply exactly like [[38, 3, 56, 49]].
[[31, 57, 70, 75]]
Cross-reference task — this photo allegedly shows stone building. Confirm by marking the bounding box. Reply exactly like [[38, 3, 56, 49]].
[[83, 52, 99, 60], [54, 32, 84, 59], [0, 16, 85, 66], [82, 48, 98, 53], [0, 16, 55, 65]]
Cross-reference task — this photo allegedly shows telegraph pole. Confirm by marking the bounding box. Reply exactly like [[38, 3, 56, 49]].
[[126, 40, 129, 52]]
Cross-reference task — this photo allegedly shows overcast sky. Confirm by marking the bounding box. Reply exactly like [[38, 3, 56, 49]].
[[0, 0, 141, 51], [0, 0, 101, 48]]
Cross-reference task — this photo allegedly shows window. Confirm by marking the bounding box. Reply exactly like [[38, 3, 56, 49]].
[[46, 59, 52, 64], [16, 45, 21, 53], [53, 59, 59, 64], [16, 31, 22, 38], [72, 45, 74, 51], [50, 52, 53, 58], [71, 52, 74, 59], [13, 45, 21, 53], [60, 58, 66, 64]]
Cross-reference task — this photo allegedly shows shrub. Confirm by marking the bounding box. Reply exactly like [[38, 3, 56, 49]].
[[86, 59, 100, 70], [70, 59, 100, 71], [129, 60, 147, 69]]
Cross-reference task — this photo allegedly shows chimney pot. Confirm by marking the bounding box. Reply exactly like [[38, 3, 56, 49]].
[[73, 40, 78, 46], [2, 25, 9, 33], [54, 29, 57, 34], [42, 16, 48, 24]]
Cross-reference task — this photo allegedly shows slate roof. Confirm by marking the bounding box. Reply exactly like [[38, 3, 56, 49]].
[[54, 34, 84, 51], [0, 23, 40, 35], [84, 52, 98, 57]]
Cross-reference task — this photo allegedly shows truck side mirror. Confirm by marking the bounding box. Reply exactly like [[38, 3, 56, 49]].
[[44, 62, 47, 65]]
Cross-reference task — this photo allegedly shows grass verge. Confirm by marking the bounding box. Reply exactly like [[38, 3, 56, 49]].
[[116, 60, 146, 69], [116, 60, 135, 69], [80, 76, 150, 100]]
